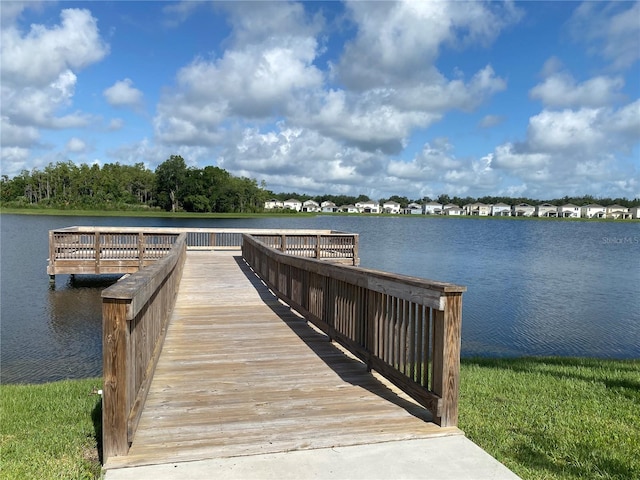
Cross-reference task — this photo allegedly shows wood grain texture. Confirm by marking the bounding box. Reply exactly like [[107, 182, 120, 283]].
[[105, 251, 460, 469]]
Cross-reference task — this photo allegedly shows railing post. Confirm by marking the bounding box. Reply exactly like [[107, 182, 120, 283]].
[[102, 298, 131, 460], [431, 293, 463, 427], [280, 234, 286, 253], [138, 232, 145, 268], [94, 233, 101, 273], [316, 235, 321, 259]]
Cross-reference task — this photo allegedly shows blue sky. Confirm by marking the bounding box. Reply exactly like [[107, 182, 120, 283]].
[[1, 1, 639, 200]]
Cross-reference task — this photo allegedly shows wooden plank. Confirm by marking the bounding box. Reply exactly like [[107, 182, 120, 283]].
[[105, 251, 461, 469]]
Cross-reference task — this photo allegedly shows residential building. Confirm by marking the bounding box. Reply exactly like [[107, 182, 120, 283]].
[[424, 201, 443, 215], [580, 204, 605, 219], [340, 204, 359, 213], [606, 205, 631, 219], [302, 199, 320, 213], [283, 198, 302, 212], [382, 201, 402, 214], [264, 199, 284, 210], [512, 203, 535, 217], [443, 204, 464, 216], [631, 206, 640, 219], [491, 203, 511, 216], [355, 200, 380, 214], [465, 202, 490, 216], [405, 202, 423, 215], [536, 203, 557, 217], [321, 201, 338, 213], [557, 204, 581, 218]]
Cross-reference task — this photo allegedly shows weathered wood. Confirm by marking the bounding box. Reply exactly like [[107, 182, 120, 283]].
[[47, 228, 359, 275], [102, 298, 130, 459], [242, 234, 465, 427], [431, 293, 463, 426], [101, 234, 187, 461], [105, 252, 461, 469]]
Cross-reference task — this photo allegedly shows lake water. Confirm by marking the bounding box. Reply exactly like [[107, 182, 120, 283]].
[[1, 213, 638, 384]]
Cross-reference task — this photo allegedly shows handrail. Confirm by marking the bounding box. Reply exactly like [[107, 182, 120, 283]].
[[242, 233, 466, 427], [100, 233, 187, 460], [47, 228, 358, 279]]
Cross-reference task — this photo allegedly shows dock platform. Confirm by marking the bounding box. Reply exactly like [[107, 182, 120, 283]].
[[104, 251, 519, 479]]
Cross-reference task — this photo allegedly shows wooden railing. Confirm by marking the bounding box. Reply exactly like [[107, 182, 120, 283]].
[[48, 227, 358, 279], [242, 234, 466, 427], [101, 233, 187, 460]]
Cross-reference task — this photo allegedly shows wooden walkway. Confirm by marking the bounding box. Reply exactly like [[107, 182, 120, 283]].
[[105, 251, 461, 469]]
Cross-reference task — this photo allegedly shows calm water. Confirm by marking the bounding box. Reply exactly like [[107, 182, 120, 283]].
[[1, 214, 638, 384]]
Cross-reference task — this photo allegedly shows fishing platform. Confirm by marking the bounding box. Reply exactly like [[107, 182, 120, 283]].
[[44, 227, 516, 479]]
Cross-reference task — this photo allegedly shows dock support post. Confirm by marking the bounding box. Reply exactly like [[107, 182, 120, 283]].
[[49, 275, 55, 286]]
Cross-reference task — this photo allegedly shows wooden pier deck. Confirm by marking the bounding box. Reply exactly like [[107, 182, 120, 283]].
[[105, 250, 461, 470]]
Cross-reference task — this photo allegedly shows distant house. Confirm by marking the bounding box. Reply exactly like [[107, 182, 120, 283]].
[[321, 201, 338, 213], [606, 205, 631, 219], [405, 202, 423, 215], [264, 199, 284, 210], [424, 201, 443, 215], [355, 200, 380, 214], [302, 199, 320, 213], [512, 203, 535, 217], [443, 204, 464, 216], [340, 204, 359, 213], [283, 198, 302, 212], [580, 204, 605, 219], [491, 203, 511, 216], [631, 206, 640, 219], [536, 203, 557, 217], [465, 202, 490, 216], [382, 201, 401, 214], [557, 204, 581, 218]]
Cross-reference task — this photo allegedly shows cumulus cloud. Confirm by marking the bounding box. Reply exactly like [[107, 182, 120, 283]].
[[66, 137, 87, 153], [1, 8, 109, 87], [0, 7, 108, 170], [491, 98, 639, 198], [335, 1, 521, 90], [568, 2, 640, 70], [154, 2, 323, 146], [103, 79, 143, 108], [155, 1, 513, 159], [530, 70, 625, 108]]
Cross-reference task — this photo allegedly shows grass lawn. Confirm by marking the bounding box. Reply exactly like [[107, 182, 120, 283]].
[[0, 378, 103, 480], [1, 358, 637, 479], [459, 357, 640, 480]]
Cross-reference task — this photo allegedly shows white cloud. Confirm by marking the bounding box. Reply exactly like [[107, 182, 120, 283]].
[[0, 7, 108, 159], [568, 2, 640, 70], [103, 79, 143, 108], [154, 3, 323, 146], [66, 137, 87, 153], [530, 71, 625, 108], [335, 0, 521, 90], [1, 8, 109, 87]]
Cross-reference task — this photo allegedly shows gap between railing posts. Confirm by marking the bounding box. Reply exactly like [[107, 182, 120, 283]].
[[241, 234, 465, 427], [100, 233, 187, 461]]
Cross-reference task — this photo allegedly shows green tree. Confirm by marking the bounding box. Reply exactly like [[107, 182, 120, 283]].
[[155, 155, 188, 212]]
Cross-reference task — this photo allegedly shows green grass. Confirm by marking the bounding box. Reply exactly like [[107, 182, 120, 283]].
[[0, 378, 103, 480], [1, 359, 637, 479], [459, 357, 640, 480]]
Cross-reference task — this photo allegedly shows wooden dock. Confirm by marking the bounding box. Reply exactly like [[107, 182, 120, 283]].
[[105, 251, 461, 469]]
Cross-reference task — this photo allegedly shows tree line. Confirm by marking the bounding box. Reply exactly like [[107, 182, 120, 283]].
[[2, 157, 638, 212], [0, 156, 269, 213]]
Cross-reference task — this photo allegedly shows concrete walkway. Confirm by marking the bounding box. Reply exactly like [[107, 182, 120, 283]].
[[105, 436, 520, 480]]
